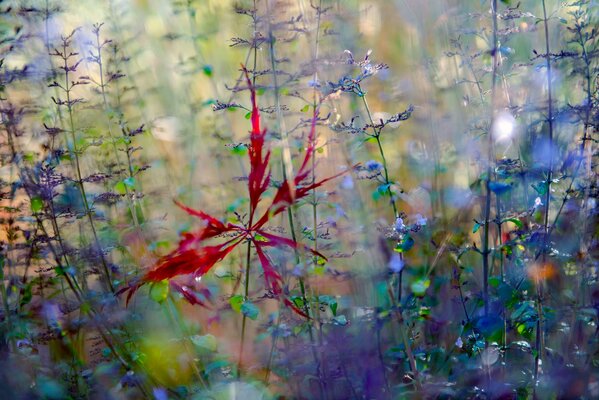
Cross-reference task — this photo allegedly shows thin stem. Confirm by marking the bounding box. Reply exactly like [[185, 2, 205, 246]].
[[265, 1, 325, 394], [482, 0, 500, 318], [238, 239, 252, 377], [93, 26, 144, 234], [543, 5, 594, 254], [308, 0, 329, 391], [385, 282, 423, 391], [360, 95, 398, 217], [165, 296, 209, 389], [60, 40, 114, 293], [359, 87, 421, 390], [535, 0, 553, 388], [264, 311, 281, 384], [360, 94, 405, 303]]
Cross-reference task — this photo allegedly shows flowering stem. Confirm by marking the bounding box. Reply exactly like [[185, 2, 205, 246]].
[[360, 93, 405, 303], [359, 88, 420, 389], [92, 25, 145, 237], [543, 4, 593, 254], [59, 38, 114, 293], [360, 95, 398, 217]]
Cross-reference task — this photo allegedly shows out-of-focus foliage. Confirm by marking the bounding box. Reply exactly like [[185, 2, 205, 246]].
[[0, 0, 597, 398]]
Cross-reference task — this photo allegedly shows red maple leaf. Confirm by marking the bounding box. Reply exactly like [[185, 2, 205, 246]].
[[120, 65, 346, 315]]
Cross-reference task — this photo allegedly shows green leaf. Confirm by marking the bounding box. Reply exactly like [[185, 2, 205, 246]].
[[395, 235, 414, 253], [230, 294, 243, 313], [411, 278, 430, 296], [114, 181, 127, 195], [149, 280, 169, 304], [377, 183, 391, 195], [202, 65, 213, 77], [330, 300, 338, 316], [473, 222, 481, 234], [241, 300, 259, 320], [511, 302, 533, 321], [245, 112, 252, 120], [114, 177, 136, 195], [372, 189, 382, 201], [254, 233, 268, 242], [23, 152, 36, 163], [502, 218, 523, 229], [531, 181, 548, 195], [292, 296, 305, 309], [300, 104, 310, 113], [124, 177, 136, 188], [312, 265, 325, 275], [30, 197, 43, 213], [489, 276, 501, 288], [230, 145, 248, 156], [318, 295, 338, 316]]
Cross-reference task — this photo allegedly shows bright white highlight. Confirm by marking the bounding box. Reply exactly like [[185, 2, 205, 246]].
[[493, 111, 517, 143]]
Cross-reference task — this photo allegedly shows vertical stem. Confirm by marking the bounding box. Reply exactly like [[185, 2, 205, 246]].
[[360, 89, 420, 390], [360, 96, 404, 303], [264, 312, 281, 384], [264, 2, 325, 394], [238, 239, 252, 376], [308, 1, 329, 392], [361, 96, 398, 217], [93, 26, 144, 233], [61, 40, 114, 293], [483, 0, 500, 318], [535, 0, 553, 389]]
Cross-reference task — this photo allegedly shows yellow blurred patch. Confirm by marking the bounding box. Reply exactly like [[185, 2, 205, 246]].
[[140, 336, 194, 387]]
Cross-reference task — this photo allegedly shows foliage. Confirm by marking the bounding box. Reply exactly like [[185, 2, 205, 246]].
[[0, 0, 597, 399]]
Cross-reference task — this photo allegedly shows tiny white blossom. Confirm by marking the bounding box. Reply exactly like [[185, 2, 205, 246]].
[[534, 197, 543, 207], [395, 217, 405, 232], [455, 337, 463, 348], [414, 214, 427, 226]]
